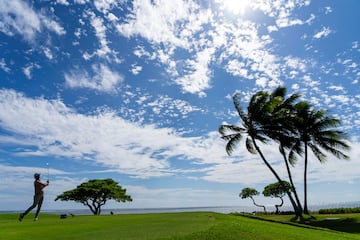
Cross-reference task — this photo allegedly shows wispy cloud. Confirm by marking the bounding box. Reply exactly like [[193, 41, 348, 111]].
[[64, 64, 123, 93], [0, 88, 359, 185], [22, 63, 40, 79], [176, 48, 215, 96], [313, 26, 332, 39], [0, 0, 65, 42], [116, 0, 196, 47], [0, 89, 220, 179], [0, 58, 11, 73]]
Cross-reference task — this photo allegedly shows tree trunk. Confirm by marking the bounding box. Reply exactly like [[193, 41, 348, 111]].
[[250, 197, 266, 212], [252, 137, 302, 219], [280, 145, 303, 215], [303, 143, 309, 214], [275, 197, 284, 214], [85, 201, 97, 215]]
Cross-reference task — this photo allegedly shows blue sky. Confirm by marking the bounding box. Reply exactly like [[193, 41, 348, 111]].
[[0, 0, 359, 212]]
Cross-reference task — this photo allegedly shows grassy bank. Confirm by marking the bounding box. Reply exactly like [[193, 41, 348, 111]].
[[1, 212, 359, 240]]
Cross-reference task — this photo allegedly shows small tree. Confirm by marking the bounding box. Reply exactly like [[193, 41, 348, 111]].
[[55, 178, 132, 215], [239, 187, 266, 212], [263, 181, 292, 214]]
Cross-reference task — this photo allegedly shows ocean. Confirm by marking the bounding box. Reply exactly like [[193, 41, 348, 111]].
[[41, 205, 288, 216], [2, 201, 359, 215]]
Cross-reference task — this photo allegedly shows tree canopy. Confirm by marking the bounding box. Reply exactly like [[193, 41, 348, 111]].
[[263, 181, 292, 214], [239, 187, 266, 212], [55, 178, 132, 215]]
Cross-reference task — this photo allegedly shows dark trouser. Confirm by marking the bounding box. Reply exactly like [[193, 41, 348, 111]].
[[22, 194, 44, 218]]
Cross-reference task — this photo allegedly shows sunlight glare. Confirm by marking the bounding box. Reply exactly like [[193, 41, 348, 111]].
[[222, 0, 250, 15]]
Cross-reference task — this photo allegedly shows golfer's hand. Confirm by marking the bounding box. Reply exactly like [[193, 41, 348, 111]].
[[47, 180, 50, 184]]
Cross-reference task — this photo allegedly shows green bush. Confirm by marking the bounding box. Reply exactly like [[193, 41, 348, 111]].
[[318, 207, 360, 214]]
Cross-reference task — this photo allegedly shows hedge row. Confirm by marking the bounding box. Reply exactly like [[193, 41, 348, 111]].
[[318, 207, 360, 214]]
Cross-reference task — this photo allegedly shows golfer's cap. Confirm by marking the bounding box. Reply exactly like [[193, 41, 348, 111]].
[[34, 173, 40, 179]]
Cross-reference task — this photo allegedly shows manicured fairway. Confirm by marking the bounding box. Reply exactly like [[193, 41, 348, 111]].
[[1, 212, 359, 240]]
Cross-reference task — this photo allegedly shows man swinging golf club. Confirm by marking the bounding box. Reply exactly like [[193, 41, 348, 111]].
[[19, 173, 49, 221]]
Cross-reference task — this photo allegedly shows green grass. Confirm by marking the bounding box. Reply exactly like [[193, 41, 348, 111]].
[[1, 212, 360, 240], [254, 212, 360, 234]]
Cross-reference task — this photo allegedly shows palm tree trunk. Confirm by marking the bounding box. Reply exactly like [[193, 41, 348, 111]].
[[280, 145, 303, 215], [303, 144, 309, 214], [252, 137, 302, 219]]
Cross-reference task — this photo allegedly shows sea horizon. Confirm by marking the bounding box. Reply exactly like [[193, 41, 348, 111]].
[[2, 201, 359, 215]]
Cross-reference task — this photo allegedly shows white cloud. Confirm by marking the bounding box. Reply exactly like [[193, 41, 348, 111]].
[[0, 58, 11, 73], [43, 47, 53, 60], [284, 56, 307, 71], [267, 25, 278, 33], [331, 95, 349, 104], [115, 0, 300, 95], [328, 85, 345, 92], [352, 41, 359, 49], [115, 0, 217, 96], [22, 63, 40, 79], [218, 20, 282, 87], [255, 77, 268, 88], [0, 89, 222, 179], [324, 6, 332, 14], [116, 0, 199, 47], [74, 0, 88, 4], [130, 64, 142, 75], [82, 10, 122, 63], [0, 0, 41, 41], [64, 64, 123, 93], [94, 0, 121, 14], [39, 14, 66, 35], [0, 0, 65, 42], [225, 60, 252, 79], [176, 48, 215, 96], [313, 26, 332, 39], [276, 17, 304, 28], [107, 12, 118, 22], [146, 95, 202, 117], [56, 0, 70, 6], [89, 13, 111, 57], [252, 0, 311, 20]]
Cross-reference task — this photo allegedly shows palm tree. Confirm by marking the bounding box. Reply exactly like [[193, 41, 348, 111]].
[[219, 87, 302, 218], [256, 87, 304, 214], [290, 101, 351, 214]]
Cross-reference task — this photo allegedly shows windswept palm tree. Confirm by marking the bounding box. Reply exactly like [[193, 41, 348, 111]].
[[261, 88, 304, 215], [290, 101, 351, 214], [219, 87, 302, 218]]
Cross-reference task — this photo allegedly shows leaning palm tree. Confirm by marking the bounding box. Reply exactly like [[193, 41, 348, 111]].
[[256, 87, 303, 214], [219, 88, 302, 218], [290, 101, 351, 214]]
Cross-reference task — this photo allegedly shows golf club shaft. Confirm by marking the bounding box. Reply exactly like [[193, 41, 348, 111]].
[[47, 163, 50, 181]]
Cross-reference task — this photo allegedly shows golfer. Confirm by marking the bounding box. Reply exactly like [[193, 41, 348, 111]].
[[19, 173, 49, 221]]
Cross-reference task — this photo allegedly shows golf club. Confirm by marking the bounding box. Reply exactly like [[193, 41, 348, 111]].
[[46, 162, 50, 182]]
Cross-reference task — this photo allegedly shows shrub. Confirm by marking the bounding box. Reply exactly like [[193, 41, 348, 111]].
[[318, 207, 360, 214]]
